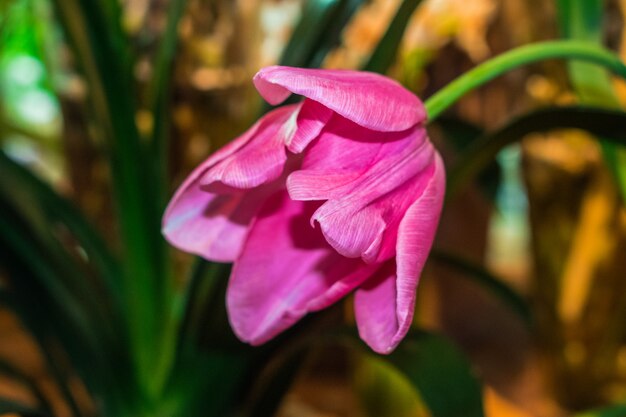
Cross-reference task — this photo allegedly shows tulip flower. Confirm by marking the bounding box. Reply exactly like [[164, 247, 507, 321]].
[[163, 66, 445, 354]]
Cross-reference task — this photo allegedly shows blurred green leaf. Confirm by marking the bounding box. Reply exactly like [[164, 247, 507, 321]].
[[162, 346, 251, 417], [557, 0, 626, 200], [172, 260, 347, 417], [435, 117, 501, 201], [51, 0, 171, 390], [448, 106, 626, 198], [163, 261, 253, 416], [354, 352, 430, 417], [0, 293, 83, 417], [142, 0, 191, 396], [177, 261, 235, 352], [148, 0, 188, 209], [259, 0, 361, 114], [575, 403, 626, 417], [430, 250, 531, 325], [386, 331, 484, 417], [242, 346, 307, 417], [0, 188, 135, 416], [0, 151, 122, 302], [0, 398, 50, 417], [557, 0, 609, 100], [363, 0, 423, 74], [279, 0, 361, 69], [0, 358, 54, 414], [0, 198, 108, 349], [0, 153, 126, 358], [306, 0, 364, 69]]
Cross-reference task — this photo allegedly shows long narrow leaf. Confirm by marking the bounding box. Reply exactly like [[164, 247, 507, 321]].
[[279, 0, 345, 68], [435, 117, 500, 201], [0, 359, 53, 414], [385, 331, 484, 417], [448, 106, 626, 198], [575, 404, 626, 417], [557, 0, 626, 200], [0, 293, 83, 417], [306, 0, 364, 68], [0, 151, 122, 302], [51, 0, 168, 387], [0, 398, 51, 417], [143, 0, 190, 396], [430, 250, 531, 325], [148, 0, 189, 209], [363, 0, 423, 73], [0, 201, 133, 416], [0, 155, 123, 343]]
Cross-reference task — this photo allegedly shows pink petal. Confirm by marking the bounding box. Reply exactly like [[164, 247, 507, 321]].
[[254, 66, 426, 132], [227, 191, 378, 345], [162, 104, 298, 261], [354, 155, 446, 354], [353, 262, 398, 354], [286, 116, 390, 201], [201, 104, 298, 189], [162, 182, 282, 262], [286, 99, 333, 153], [288, 118, 435, 264]]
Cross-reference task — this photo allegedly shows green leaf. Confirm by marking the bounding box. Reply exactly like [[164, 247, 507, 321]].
[[258, 0, 363, 113], [424, 41, 626, 122], [163, 261, 253, 416], [279, 0, 362, 69], [142, 0, 190, 396], [242, 347, 307, 417], [52, 0, 170, 389], [0, 398, 51, 417], [557, 0, 603, 42], [363, 0, 423, 74], [176, 261, 235, 353], [0, 151, 122, 305], [429, 250, 531, 325], [557, 0, 608, 101], [0, 198, 134, 416], [148, 0, 189, 209], [386, 331, 484, 417], [556, 0, 626, 200], [0, 358, 54, 414], [575, 403, 626, 417], [306, 0, 364, 69], [0, 153, 125, 349], [435, 117, 501, 201], [0, 293, 83, 417], [448, 106, 626, 199], [353, 352, 430, 417]]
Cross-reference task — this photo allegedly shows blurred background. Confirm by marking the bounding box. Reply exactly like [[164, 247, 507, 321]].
[[2, 0, 626, 416]]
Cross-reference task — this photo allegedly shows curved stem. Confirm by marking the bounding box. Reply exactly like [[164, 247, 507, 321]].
[[424, 40, 626, 122]]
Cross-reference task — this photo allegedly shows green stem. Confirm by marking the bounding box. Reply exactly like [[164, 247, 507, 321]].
[[424, 40, 626, 122]]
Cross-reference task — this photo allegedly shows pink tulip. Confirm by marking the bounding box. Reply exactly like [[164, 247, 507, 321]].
[[162, 66, 445, 354]]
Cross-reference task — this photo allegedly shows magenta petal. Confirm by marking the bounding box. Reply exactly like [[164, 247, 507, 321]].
[[227, 191, 377, 345], [354, 155, 446, 354], [201, 104, 297, 189], [163, 183, 280, 262], [286, 99, 333, 153], [254, 66, 426, 132], [353, 262, 398, 354], [300, 124, 434, 263], [162, 104, 298, 260], [287, 117, 387, 201]]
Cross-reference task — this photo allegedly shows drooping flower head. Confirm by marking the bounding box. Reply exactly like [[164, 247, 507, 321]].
[[162, 66, 445, 354]]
